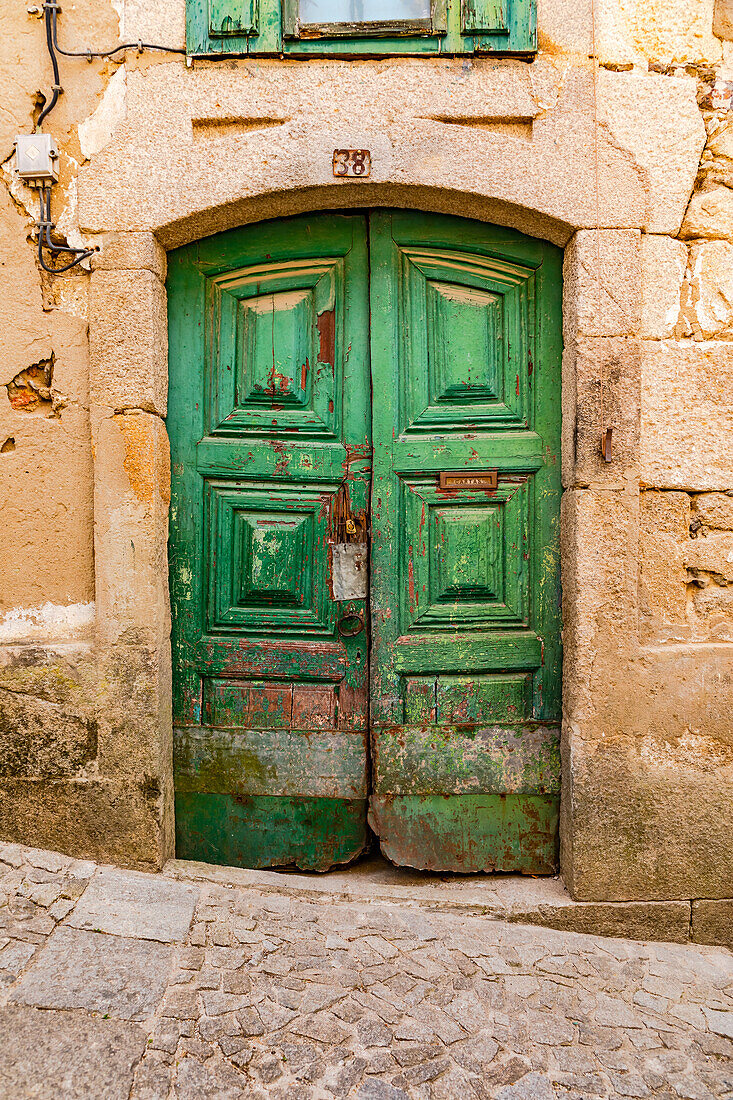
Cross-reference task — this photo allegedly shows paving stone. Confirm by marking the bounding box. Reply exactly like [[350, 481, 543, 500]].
[[357, 1017, 394, 1046], [495, 1070, 556, 1099], [173, 1055, 246, 1099], [132, 1052, 173, 1100], [11, 927, 172, 1021], [704, 1008, 733, 1039], [608, 1071, 652, 1097], [68, 868, 198, 942], [358, 1080, 410, 1099], [0, 1005, 146, 1099], [5, 842, 733, 1099], [0, 938, 37, 976]]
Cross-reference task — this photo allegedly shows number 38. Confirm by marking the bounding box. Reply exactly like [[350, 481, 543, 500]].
[[333, 149, 371, 177]]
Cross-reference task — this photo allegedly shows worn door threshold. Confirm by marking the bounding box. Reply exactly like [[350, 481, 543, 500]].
[[164, 852, 695, 945]]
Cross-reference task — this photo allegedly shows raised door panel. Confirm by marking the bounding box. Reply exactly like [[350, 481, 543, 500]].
[[168, 213, 370, 871], [368, 210, 562, 873]]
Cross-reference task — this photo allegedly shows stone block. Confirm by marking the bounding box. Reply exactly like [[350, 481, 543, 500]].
[[92, 231, 167, 282], [640, 340, 733, 490], [68, 867, 197, 941], [680, 241, 733, 339], [714, 0, 733, 39], [122, 0, 186, 50], [640, 235, 687, 339], [686, 530, 733, 581], [536, 0, 593, 55], [96, 644, 172, 780], [689, 580, 733, 640], [706, 116, 733, 163], [594, 0, 721, 65], [11, 927, 172, 1021], [89, 269, 168, 416], [0, 644, 95, 708], [0, 1006, 147, 1100], [93, 411, 171, 646], [598, 71, 706, 235], [562, 643, 733, 901], [681, 185, 733, 240], [0, 778, 164, 868], [78, 62, 646, 246], [0, 689, 97, 778], [562, 337, 641, 488], [639, 491, 690, 632], [691, 899, 733, 947], [563, 230, 641, 338], [560, 488, 639, 724], [693, 491, 733, 529]]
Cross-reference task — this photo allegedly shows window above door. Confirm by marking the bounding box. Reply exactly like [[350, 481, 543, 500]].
[[187, 0, 535, 55]]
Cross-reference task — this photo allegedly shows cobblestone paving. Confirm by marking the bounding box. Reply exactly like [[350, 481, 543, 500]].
[[1, 842, 732, 1099]]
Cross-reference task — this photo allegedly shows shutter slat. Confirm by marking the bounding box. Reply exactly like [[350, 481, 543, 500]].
[[209, 0, 256, 35], [461, 0, 507, 34]]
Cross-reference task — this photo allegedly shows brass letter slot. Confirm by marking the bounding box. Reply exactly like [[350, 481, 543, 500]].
[[438, 470, 498, 490]]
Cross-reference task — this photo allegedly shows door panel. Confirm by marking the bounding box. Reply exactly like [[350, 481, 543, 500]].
[[168, 213, 371, 871], [368, 211, 562, 873]]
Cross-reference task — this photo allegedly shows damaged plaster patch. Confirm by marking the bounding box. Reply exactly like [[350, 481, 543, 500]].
[[78, 66, 127, 160], [0, 602, 95, 643], [6, 357, 55, 414]]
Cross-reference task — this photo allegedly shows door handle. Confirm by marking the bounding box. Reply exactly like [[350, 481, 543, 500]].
[[337, 611, 364, 637]]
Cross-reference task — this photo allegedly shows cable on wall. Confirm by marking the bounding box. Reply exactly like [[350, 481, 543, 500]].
[[27, 0, 186, 273]]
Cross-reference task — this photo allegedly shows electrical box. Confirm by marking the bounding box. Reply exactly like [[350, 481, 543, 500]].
[[14, 134, 59, 188]]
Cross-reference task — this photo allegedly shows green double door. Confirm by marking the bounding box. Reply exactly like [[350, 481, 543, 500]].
[[168, 210, 562, 874]]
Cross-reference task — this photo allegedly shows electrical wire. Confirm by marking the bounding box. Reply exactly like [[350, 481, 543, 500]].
[[32, 1, 184, 272], [45, 0, 186, 60], [36, 3, 61, 128], [37, 0, 186, 129], [36, 186, 94, 274]]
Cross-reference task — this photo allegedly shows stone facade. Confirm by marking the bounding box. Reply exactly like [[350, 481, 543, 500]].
[[0, 0, 732, 908]]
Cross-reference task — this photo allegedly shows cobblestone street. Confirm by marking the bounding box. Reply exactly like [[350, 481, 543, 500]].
[[0, 842, 731, 1099]]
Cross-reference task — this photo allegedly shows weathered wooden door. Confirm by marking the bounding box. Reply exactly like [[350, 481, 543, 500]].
[[367, 211, 562, 874], [168, 210, 562, 873], [168, 214, 371, 870]]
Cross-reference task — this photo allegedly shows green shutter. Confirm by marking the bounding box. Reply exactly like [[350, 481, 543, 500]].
[[461, 0, 506, 34], [186, 0, 534, 54], [209, 0, 256, 34]]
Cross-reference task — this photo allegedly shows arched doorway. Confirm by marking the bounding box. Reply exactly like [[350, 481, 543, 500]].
[[167, 209, 562, 873]]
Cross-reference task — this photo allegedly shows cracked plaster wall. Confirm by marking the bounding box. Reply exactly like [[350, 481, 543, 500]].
[[0, 0, 732, 906]]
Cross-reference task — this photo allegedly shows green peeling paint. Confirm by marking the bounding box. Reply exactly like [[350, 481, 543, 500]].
[[168, 210, 562, 874]]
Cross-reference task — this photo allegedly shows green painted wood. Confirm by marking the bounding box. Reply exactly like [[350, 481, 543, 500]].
[[368, 210, 562, 872], [370, 724, 560, 795], [169, 209, 561, 875], [176, 793, 368, 870], [168, 213, 371, 870], [461, 0, 506, 33], [369, 794, 560, 874], [186, 0, 534, 53], [174, 725, 368, 797], [209, 0, 257, 35]]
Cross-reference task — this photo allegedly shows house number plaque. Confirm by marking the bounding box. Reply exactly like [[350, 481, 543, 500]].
[[333, 149, 371, 177], [439, 470, 498, 490]]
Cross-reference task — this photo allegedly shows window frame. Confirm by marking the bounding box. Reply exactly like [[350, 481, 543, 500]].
[[186, 0, 535, 56]]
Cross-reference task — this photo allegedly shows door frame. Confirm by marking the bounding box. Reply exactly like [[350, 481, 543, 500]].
[[87, 191, 642, 886]]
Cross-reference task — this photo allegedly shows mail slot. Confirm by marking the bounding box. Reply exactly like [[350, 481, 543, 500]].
[[438, 470, 498, 490]]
